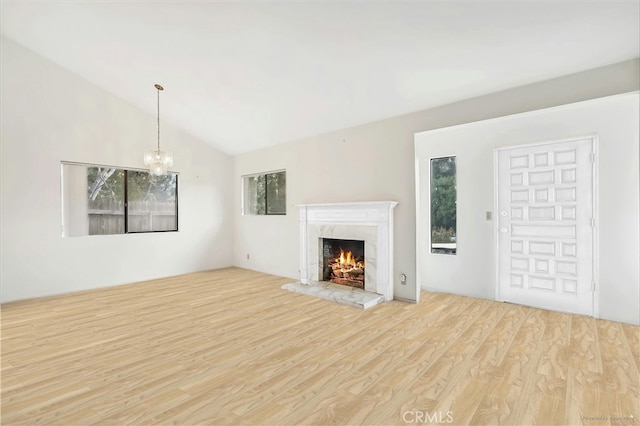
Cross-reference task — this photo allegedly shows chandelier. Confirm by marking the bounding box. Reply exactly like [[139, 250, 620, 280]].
[[144, 84, 173, 175]]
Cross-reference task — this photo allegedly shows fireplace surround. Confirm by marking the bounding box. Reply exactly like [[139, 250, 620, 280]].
[[296, 201, 398, 301]]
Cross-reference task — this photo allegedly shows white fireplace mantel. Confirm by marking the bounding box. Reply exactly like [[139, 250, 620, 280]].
[[297, 201, 398, 301]]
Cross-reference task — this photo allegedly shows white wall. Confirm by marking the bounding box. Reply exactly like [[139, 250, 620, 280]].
[[0, 37, 234, 303], [416, 93, 639, 325], [233, 59, 639, 302]]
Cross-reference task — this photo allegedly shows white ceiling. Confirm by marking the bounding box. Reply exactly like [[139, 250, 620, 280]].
[[2, 1, 639, 155]]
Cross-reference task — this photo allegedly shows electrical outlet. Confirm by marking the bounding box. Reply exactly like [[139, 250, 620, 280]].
[[400, 273, 407, 285], [246, 253, 250, 260]]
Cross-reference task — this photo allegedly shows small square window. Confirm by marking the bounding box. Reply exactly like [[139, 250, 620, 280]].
[[243, 170, 286, 215]]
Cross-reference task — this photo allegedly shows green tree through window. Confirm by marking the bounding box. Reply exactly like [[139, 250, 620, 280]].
[[430, 157, 457, 254], [244, 170, 286, 215]]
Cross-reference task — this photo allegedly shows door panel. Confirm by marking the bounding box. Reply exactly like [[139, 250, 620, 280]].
[[497, 138, 594, 316]]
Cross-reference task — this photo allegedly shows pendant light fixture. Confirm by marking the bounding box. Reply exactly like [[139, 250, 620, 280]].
[[144, 84, 173, 176]]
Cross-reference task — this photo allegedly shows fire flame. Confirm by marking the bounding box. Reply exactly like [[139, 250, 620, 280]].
[[336, 248, 364, 272]]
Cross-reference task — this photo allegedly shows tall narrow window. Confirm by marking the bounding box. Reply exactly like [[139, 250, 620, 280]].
[[62, 162, 178, 237], [430, 156, 456, 254], [243, 170, 286, 215]]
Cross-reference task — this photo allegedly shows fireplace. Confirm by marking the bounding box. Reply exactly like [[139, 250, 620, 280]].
[[321, 238, 365, 288], [295, 201, 398, 302]]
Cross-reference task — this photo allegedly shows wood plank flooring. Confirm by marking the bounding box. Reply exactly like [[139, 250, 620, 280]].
[[1, 267, 638, 425]]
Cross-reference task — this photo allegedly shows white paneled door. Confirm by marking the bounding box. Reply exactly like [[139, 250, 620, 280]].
[[497, 138, 595, 316]]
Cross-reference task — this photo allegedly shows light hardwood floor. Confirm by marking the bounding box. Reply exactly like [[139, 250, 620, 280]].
[[1, 267, 638, 425]]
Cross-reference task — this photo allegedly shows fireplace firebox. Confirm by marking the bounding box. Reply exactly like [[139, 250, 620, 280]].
[[321, 238, 365, 289]]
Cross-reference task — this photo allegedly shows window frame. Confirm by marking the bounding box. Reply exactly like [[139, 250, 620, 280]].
[[61, 161, 179, 236], [125, 169, 179, 234], [241, 169, 286, 216], [429, 155, 457, 255]]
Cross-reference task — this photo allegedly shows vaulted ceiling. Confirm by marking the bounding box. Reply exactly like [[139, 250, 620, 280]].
[[2, 1, 638, 155]]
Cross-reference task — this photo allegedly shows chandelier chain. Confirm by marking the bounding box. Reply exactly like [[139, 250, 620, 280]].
[[157, 86, 160, 151]]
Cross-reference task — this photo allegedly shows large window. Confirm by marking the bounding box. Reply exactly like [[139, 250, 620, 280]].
[[430, 156, 456, 254], [62, 162, 178, 236], [243, 170, 286, 215]]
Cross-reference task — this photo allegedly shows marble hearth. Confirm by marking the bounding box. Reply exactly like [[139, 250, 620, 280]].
[[282, 201, 398, 308]]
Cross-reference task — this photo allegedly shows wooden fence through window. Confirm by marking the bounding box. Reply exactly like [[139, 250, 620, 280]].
[[88, 199, 176, 234]]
